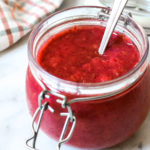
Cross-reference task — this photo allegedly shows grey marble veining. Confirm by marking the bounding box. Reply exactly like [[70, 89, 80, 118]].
[[0, 0, 150, 150]]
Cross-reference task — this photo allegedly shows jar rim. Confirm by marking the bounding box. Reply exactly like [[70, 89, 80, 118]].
[[28, 6, 149, 95]]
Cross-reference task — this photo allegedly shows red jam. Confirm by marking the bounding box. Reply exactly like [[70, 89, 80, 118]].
[[38, 26, 140, 83], [26, 25, 150, 149]]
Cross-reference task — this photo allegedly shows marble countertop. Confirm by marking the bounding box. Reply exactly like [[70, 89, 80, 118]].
[[0, 0, 150, 150]]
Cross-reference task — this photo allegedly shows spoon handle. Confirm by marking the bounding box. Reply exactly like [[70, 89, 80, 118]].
[[98, 0, 128, 55]]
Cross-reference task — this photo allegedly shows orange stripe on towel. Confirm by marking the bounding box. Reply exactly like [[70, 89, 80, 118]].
[[11, 3, 24, 37], [4, 0, 9, 4], [28, 0, 49, 16], [0, 6, 13, 45], [15, 2, 41, 23]]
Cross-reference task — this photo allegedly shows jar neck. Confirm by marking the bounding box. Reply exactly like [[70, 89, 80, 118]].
[[28, 6, 149, 98]]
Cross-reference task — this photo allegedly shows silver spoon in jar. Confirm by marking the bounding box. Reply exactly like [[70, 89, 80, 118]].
[[98, 0, 128, 55]]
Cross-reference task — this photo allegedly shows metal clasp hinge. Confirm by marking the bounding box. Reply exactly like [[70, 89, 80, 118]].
[[26, 90, 55, 150], [26, 90, 76, 150], [57, 103, 76, 150], [26, 102, 50, 150]]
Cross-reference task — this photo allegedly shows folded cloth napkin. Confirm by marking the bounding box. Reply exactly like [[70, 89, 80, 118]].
[[0, 0, 63, 51]]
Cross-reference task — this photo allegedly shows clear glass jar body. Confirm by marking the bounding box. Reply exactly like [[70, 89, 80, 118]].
[[26, 6, 150, 149]]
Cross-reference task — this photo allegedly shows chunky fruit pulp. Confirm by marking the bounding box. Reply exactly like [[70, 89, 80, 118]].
[[26, 25, 150, 149], [38, 26, 140, 83]]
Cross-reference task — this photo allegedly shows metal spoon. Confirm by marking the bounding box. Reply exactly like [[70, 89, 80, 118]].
[[98, 0, 128, 55]]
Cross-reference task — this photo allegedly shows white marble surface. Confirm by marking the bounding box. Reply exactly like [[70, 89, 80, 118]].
[[0, 0, 150, 150]]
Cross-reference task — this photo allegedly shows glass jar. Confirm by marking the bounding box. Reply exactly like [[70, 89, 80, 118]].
[[26, 6, 150, 150]]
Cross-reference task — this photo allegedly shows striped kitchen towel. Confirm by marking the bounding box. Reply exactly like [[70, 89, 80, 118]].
[[0, 0, 63, 51]]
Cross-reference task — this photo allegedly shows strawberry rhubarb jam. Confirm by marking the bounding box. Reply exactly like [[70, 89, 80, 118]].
[[37, 25, 140, 83], [26, 6, 150, 150]]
